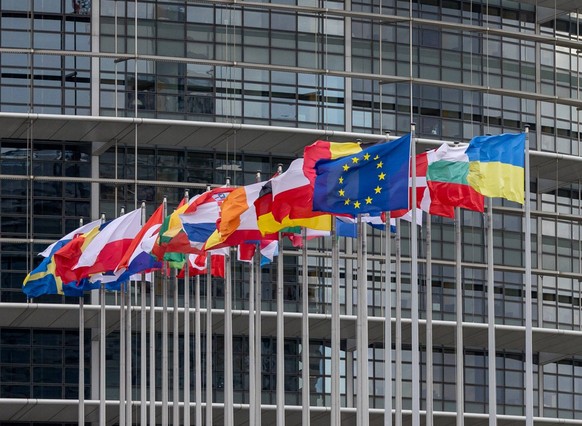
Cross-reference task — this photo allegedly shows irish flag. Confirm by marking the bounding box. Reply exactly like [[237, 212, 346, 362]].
[[425, 144, 484, 217]]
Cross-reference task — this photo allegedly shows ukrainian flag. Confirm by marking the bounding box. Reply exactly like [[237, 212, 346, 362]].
[[465, 133, 526, 204]]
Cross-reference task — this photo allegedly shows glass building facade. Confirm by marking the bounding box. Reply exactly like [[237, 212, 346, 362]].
[[0, 0, 582, 424]]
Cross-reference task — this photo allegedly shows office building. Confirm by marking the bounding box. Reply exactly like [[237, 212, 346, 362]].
[[0, 0, 581, 424]]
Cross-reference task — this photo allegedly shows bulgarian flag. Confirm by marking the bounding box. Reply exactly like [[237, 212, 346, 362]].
[[424, 143, 484, 217]]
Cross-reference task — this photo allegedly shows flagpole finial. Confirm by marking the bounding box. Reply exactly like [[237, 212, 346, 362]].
[[277, 164, 283, 174], [384, 131, 390, 139], [184, 190, 189, 200], [206, 185, 211, 191], [226, 177, 231, 187], [410, 122, 416, 133], [255, 171, 261, 182], [524, 124, 530, 134]]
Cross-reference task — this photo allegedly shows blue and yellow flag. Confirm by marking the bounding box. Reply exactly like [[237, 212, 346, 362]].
[[465, 133, 526, 204], [312, 134, 411, 216]]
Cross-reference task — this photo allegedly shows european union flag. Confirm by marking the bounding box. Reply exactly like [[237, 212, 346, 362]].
[[312, 134, 411, 215]]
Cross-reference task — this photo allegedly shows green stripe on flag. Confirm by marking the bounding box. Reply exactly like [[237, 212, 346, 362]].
[[427, 160, 470, 185]]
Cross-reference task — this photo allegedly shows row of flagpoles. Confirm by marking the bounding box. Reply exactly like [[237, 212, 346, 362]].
[[23, 124, 531, 425]]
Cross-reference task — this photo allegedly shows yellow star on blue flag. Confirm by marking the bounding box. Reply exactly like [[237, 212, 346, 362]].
[[312, 134, 411, 215]]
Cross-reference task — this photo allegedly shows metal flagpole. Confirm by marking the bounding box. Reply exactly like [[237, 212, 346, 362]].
[[149, 268, 157, 425], [394, 219, 402, 426], [384, 213, 392, 426], [524, 126, 533, 426], [331, 219, 341, 425], [301, 228, 310, 426], [184, 263, 191, 425], [486, 197, 497, 426], [120, 277, 126, 426], [357, 215, 369, 426], [254, 241, 263, 425], [99, 212, 106, 426], [195, 273, 202, 426], [254, 174, 263, 426], [173, 269, 180, 424], [425, 213, 434, 426], [249, 247, 256, 426], [162, 211, 169, 425], [224, 250, 234, 425], [78, 218, 85, 426], [249, 171, 260, 426], [140, 204, 147, 426], [276, 231, 285, 426], [455, 206, 464, 426], [126, 279, 133, 425], [119, 209, 126, 426], [205, 252, 214, 425], [410, 123, 420, 426]]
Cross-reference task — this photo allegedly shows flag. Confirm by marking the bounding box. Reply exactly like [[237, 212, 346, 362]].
[[151, 197, 199, 261], [24, 220, 105, 298], [425, 144, 484, 217], [256, 161, 332, 235], [312, 134, 411, 215], [335, 215, 387, 238], [296, 140, 362, 221], [179, 187, 234, 249], [204, 181, 276, 250], [72, 208, 143, 278], [116, 204, 164, 280], [465, 133, 526, 203], [54, 222, 109, 285], [303, 140, 362, 185], [39, 218, 102, 258], [23, 254, 66, 298], [179, 248, 227, 278]]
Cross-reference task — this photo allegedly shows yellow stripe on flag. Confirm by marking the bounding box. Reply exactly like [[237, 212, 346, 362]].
[[257, 212, 332, 235], [329, 142, 362, 159], [467, 161, 524, 204]]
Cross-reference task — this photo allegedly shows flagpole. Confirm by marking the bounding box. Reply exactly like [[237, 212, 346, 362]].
[[77, 218, 85, 426], [410, 123, 420, 426], [425, 213, 433, 426], [126, 279, 133, 425], [184, 262, 191, 425], [162, 201, 169, 426], [119, 208, 126, 426], [195, 272, 202, 426], [384, 213, 392, 426], [248, 246, 256, 426], [173, 268, 180, 424], [331, 218, 341, 426], [301, 228, 310, 426], [524, 126, 533, 426], [120, 280, 126, 426], [276, 231, 285, 426], [357, 214, 369, 426], [224, 250, 234, 426], [486, 197, 497, 426], [205, 251, 214, 425], [139, 204, 147, 426], [454, 206, 464, 426], [249, 171, 260, 426], [149, 270, 157, 425], [254, 240, 263, 426], [394, 219, 402, 426], [99, 212, 106, 426]]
